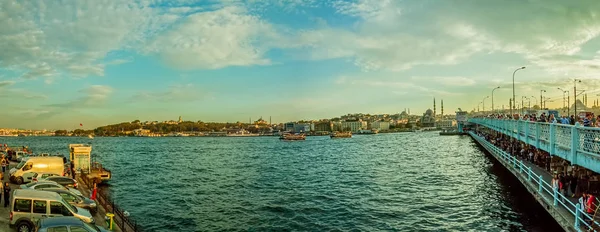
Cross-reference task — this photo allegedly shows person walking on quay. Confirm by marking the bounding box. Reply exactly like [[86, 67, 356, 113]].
[[1, 156, 8, 173], [3, 182, 10, 207], [71, 162, 76, 179]]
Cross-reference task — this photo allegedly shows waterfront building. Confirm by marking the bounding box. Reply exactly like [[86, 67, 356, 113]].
[[435, 120, 455, 129], [293, 123, 312, 133], [370, 121, 390, 131], [284, 122, 295, 132], [314, 121, 333, 132], [341, 120, 367, 132]]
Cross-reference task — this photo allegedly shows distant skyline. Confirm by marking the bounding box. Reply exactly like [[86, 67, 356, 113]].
[[2, 0, 600, 130]]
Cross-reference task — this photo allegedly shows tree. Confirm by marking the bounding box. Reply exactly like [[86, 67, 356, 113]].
[[54, 130, 68, 136]]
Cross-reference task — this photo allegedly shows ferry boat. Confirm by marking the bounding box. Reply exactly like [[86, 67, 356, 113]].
[[356, 129, 378, 135], [279, 133, 306, 141], [330, 131, 352, 138]]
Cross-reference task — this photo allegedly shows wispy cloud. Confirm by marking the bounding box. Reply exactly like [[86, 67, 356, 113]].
[[131, 84, 210, 103]]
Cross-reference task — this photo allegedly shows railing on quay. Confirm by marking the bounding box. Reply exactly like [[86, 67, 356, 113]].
[[79, 173, 142, 232], [469, 118, 600, 175], [470, 131, 600, 231]]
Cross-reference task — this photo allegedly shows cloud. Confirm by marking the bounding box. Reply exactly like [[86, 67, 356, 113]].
[[337, 75, 463, 96], [411, 76, 476, 87], [131, 84, 209, 103], [44, 85, 114, 109], [0, 0, 176, 80], [0, 81, 15, 87], [144, 6, 277, 70]]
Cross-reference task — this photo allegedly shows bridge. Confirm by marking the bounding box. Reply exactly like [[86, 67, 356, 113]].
[[469, 118, 600, 232]]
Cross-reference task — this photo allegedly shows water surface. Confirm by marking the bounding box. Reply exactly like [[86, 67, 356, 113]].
[[3, 132, 561, 231]]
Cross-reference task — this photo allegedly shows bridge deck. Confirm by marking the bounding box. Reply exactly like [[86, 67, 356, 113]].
[[470, 132, 596, 232]]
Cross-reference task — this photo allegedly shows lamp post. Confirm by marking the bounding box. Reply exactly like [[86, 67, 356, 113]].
[[492, 86, 500, 113], [540, 89, 546, 109], [482, 96, 489, 113], [531, 95, 537, 110], [558, 88, 569, 116], [574, 79, 581, 118], [478, 102, 482, 112], [512, 66, 526, 115]]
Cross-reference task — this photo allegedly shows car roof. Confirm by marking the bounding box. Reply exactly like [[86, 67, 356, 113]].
[[33, 181, 62, 185], [40, 189, 72, 194], [40, 216, 84, 227], [13, 189, 62, 201]]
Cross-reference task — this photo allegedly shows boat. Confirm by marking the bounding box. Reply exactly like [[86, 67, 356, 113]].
[[279, 133, 306, 141], [356, 129, 378, 135], [439, 129, 466, 136], [330, 131, 352, 138], [88, 134, 94, 139]]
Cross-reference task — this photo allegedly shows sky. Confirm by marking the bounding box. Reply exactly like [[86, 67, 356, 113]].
[[2, 0, 600, 130]]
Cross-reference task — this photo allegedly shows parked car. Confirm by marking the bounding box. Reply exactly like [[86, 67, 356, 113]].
[[41, 176, 79, 188], [20, 181, 83, 197], [32, 172, 61, 182], [36, 217, 109, 232], [42, 189, 97, 214], [9, 190, 94, 232]]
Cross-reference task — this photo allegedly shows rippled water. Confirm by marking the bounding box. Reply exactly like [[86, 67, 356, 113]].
[[3, 132, 561, 231]]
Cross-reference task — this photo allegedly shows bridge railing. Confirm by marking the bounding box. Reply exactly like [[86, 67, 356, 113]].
[[470, 131, 600, 231], [469, 118, 600, 175]]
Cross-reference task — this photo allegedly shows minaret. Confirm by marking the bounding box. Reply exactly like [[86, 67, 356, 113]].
[[270, 116, 272, 125], [433, 98, 436, 117], [441, 99, 444, 117]]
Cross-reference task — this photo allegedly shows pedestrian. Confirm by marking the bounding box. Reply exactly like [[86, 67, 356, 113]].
[[1, 156, 7, 173], [3, 182, 10, 207], [70, 162, 76, 179], [587, 193, 596, 217], [570, 173, 578, 198]]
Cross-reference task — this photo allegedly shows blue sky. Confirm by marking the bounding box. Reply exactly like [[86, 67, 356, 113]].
[[2, 0, 600, 129]]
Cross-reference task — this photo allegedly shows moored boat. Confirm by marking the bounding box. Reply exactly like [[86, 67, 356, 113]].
[[279, 133, 306, 141], [330, 131, 352, 138]]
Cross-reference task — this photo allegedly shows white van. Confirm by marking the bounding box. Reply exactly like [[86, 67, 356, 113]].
[[10, 189, 94, 232], [10, 157, 65, 184]]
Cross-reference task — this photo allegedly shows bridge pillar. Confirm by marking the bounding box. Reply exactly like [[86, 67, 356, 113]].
[[516, 120, 521, 141], [535, 123, 541, 148], [525, 121, 529, 145], [549, 123, 556, 155], [571, 123, 580, 165]]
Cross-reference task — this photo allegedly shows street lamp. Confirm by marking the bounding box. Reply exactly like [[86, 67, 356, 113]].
[[574, 79, 582, 118], [492, 86, 500, 113], [478, 102, 483, 112], [540, 89, 546, 109], [558, 87, 569, 116], [482, 96, 489, 113], [512, 66, 526, 115], [531, 95, 537, 109]]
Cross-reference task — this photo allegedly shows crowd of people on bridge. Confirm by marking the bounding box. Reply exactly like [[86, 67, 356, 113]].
[[474, 113, 600, 127], [475, 128, 600, 218]]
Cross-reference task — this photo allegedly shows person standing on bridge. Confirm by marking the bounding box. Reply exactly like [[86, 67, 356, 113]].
[[552, 175, 560, 191], [570, 173, 578, 197]]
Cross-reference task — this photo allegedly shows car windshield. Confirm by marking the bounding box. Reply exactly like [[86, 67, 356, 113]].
[[16, 160, 26, 169], [63, 200, 77, 213]]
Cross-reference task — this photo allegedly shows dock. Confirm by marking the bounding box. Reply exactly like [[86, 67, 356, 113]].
[[0, 161, 122, 231]]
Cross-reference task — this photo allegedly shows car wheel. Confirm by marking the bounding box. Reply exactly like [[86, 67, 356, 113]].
[[15, 177, 23, 184], [17, 221, 32, 232]]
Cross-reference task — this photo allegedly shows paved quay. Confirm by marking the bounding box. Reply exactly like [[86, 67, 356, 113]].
[[0, 161, 120, 231]]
